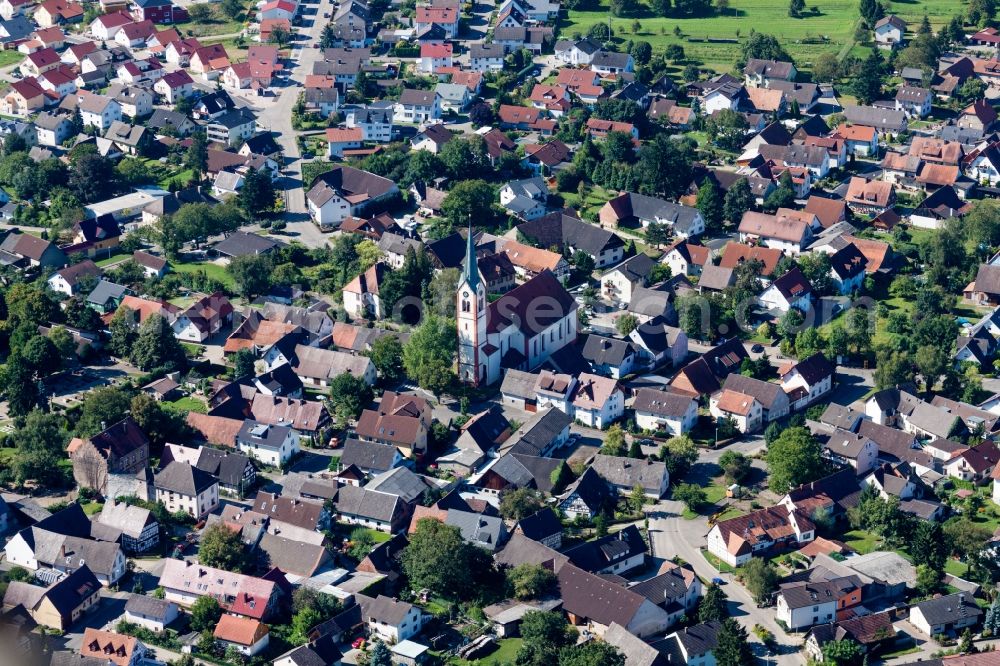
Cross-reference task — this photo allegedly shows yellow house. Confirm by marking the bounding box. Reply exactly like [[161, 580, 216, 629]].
[[1, 78, 46, 117], [2, 566, 102, 630]]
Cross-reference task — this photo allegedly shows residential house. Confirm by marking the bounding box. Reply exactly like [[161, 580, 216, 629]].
[[154, 461, 220, 519], [214, 615, 270, 657], [2, 566, 101, 631], [236, 420, 300, 467], [758, 266, 812, 314], [601, 254, 656, 306], [47, 260, 100, 296], [306, 165, 400, 230], [710, 389, 763, 433], [780, 353, 835, 410], [895, 86, 933, 118], [599, 192, 705, 239], [333, 485, 410, 533], [123, 595, 179, 632], [845, 177, 895, 215], [355, 391, 432, 458], [393, 88, 440, 124], [909, 593, 982, 637], [580, 335, 640, 379], [96, 500, 159, 553], [590, 454, 669, 498], [720, 373, 791, 423], [874, 15, 906, 48], [776, 579, 860, 631], [157, 559, 283, 621], [823, 428, 879, 476], [743, 58, 797, 87], [707, 505, 815, 566], [632, 388, 698, 435], [738, 210, 813, 255]]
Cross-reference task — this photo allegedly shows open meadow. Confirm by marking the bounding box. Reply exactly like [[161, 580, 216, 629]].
[[562, 0, 969, 72]]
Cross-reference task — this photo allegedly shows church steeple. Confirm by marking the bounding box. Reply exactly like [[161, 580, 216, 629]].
[[462, 223, 479, 291], [457, 222, 486, 386]]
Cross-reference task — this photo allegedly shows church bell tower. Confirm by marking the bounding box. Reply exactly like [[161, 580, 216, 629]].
[[457, 226, 487, 385]]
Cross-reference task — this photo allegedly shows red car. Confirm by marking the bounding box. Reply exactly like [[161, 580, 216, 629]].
[[352, 638, 366, 650]]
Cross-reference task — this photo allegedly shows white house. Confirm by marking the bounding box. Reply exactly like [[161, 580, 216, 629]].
[[775, 582, 839, 631], [909, 593, 982, 637], [570, 373, 624, 430], [342, 262, 386, 319], [124, 596, 180, 632], [393, 89, 440, 124], [47, 260, 99, 296], [874, 15, 906, 49], [236, 420, 300, 467], [709, 389, 763, 433], [758, 266, 812, 314], [364, 595, 427, 643], [79, 94, 121, 131], [780, 353, 835, 410], [895, 86, 933, 118], [555, 37, 602, 65], [154, 461, 220, 519], [632, 388, 698, 435], [601, 254, 656, 306], [706, 505, 815, 567], [829, 243, 867, 295], [214, 615, 270, 657]]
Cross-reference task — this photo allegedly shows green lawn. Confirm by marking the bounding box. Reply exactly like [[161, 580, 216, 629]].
[[557, 185, 615, 221], [0, 50, 24, 68], [700, 547, 736, 573], [166, 396, 207, 413], [844, 529, 882, 554], [95, 253, 126, 267], [450, 638, 523, 666], [944, 558, 969, 578], [563, 0, 965, 72], [82, 501, 104, 516], [172, 260, 236, 289]]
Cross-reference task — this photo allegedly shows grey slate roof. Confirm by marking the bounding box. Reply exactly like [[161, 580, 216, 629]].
[[154, 461, 217, 495], [581, 335, 638, 368], [589, 454, 666, 494], [912, 592, 982, 625], [334, 485, 405, 522], [86, 279, 129, 306], [340, 438, 399, 473], [364, 467, 428, 503], [124, 593, 175, 620], [502, 407, 571, 456], [445, 509, 506, 549]]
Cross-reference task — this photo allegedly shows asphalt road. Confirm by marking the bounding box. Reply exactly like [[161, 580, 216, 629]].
[[646, 502, 805, 665], [250, 0, 336, 248]]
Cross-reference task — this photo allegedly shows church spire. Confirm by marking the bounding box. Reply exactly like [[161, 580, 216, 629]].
[[462, 221, 479, 292]]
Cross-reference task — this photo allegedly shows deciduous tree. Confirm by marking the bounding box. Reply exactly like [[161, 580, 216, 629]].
[[199, 523, 253, 573], [765, 426, 825, 493], [507, 563, 557, 600]]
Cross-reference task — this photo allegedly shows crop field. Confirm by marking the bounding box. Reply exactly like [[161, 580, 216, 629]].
[[562, 0, 968, 72]]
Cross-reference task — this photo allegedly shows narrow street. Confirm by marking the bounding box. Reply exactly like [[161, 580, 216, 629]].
[[646, 505, 804, 665], [251, 0, 335, 247]]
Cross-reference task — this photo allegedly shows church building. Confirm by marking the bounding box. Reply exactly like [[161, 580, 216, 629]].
[[457, 229, 579, 386]]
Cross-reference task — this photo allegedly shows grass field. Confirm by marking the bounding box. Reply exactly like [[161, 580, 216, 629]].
[[166, 396, 207, 413], [844, 529, 882, 554], [562, 0, 966, 72], [0, 51, 24, 68], [450, 639, 523, 665], [701, 547, 737, 572], [172, 260, 236, 289]]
